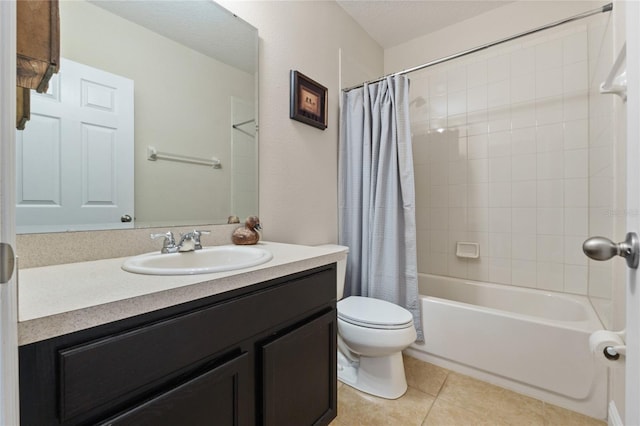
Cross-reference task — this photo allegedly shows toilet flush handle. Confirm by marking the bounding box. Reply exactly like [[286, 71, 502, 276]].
[[583, 232, 639, 269]]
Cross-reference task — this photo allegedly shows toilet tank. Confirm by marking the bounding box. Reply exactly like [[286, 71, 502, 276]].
[[316, 245, 348, 300]]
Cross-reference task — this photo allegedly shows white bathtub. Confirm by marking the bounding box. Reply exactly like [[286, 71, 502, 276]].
[[404, 273, 607, 420]]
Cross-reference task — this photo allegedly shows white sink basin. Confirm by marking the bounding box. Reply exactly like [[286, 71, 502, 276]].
[[122, 245, 273, 275]]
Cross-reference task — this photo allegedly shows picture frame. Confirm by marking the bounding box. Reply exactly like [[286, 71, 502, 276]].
[[289, 70, 328, 130]]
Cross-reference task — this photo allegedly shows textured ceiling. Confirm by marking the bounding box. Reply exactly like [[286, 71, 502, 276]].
[[89, 0, 257, 74], [336, 0, 513, 49]]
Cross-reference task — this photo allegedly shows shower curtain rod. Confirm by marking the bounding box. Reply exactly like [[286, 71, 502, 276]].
[[342, 2, 613, 92]]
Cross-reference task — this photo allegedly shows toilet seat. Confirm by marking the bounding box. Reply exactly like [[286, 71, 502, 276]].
[[338, 296, 414, 330]]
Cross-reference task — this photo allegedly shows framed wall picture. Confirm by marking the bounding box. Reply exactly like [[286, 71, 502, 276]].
[[289, 70, 327, 130]]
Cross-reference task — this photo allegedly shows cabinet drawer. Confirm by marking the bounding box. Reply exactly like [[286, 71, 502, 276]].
[[58, 268, 334, 422], [99, 352, 250, 426]]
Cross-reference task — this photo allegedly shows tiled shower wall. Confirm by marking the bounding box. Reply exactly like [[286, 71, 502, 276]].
[[412, 19, 615, 298]]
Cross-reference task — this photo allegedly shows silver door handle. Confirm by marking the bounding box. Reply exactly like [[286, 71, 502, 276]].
[[583, 232, 639, 269]]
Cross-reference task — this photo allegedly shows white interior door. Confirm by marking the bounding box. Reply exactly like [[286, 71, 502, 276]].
[[0, 2, 20, 424], [626, 2, 640, 425], [16, 58, 134, 233]]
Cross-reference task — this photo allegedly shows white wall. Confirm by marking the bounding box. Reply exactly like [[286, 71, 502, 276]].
[[587, 5, 617, 325], [385, 1, 602, 74], [408, 23, 605, 292], [60, 1, 255, 226], [610, 0, 627, 421], [218, 0, 383, 245]]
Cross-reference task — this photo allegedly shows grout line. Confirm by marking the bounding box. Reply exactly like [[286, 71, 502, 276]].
[[421, 390, 438, 426], [435, 369, 451, 398]]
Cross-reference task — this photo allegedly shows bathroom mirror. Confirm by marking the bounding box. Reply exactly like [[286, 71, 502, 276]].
[[16, 0, 258, 233]]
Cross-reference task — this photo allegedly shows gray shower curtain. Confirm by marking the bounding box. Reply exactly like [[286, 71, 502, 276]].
[[338, 75, 422, 341]]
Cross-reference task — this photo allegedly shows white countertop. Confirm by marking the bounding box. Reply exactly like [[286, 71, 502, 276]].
[[18, 242, 348, 345]]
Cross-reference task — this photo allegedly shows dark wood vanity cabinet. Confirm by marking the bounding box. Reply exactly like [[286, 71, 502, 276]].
[[261, 310, 337, 425], [100, 352, 252, 426], [19, 265, 338, 426]]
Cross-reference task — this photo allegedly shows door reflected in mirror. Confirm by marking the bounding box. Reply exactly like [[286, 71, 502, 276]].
[[16, 0, 258, 234]]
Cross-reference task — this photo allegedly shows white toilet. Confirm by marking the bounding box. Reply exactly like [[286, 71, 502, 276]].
[[334, 249, 417, 399]]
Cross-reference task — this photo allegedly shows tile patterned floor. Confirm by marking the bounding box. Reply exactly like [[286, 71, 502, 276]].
[[330, 355, 606, 426]]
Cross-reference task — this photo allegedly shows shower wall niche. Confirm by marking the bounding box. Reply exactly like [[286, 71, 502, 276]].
[[409, 14, 615, 324]]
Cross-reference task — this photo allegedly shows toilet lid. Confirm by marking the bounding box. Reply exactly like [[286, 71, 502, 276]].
[[338, 296, 414, 330]]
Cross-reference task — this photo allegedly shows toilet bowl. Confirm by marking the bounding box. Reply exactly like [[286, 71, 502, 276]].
[[319, 245, 417, 399], [337, 296, 417, 399]]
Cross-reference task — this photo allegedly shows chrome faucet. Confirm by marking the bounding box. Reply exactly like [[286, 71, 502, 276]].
[[150, 230, 211, 253], [150, 231, 179, 253], [177, 230, 211, 252]]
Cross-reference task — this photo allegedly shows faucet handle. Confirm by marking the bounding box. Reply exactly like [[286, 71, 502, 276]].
[[191, 229, 210, 250], [150, 231, 176, 253]]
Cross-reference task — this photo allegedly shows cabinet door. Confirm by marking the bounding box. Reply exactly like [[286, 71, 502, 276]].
[[261, 310, 337, 426], [100, 352, 251, 426]]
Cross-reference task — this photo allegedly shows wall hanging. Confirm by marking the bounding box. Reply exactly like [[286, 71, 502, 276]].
[[289, 70, 327, 130]]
